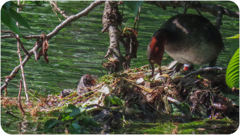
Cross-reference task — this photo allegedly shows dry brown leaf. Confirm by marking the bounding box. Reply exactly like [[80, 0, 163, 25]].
[[36, 34, 49, 63]]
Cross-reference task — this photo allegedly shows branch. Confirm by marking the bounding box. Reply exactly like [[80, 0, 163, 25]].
[[16, 1, 30, 104], [1, 0, 104, 40], [17, 36, 30, 104], [1, 79, 20, 88], [5, 111, 20, 119], [1, 30, 29, 55], [1, 42, 42, 92], [47, 0, 104, 40], [1, 0, 104, 92], [1, 33, 45, 39], [146, 1, 238, 18], [184, 67, 226, 78], [18, 80, 25, 115], [50, 0, 68, 19], [1, 34, 14, 39], [146, 1, 239, 29], [102, 1, 124, 73]]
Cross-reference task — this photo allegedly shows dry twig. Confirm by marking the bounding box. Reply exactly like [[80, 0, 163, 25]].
[[184, 67, 226, 78], [18, 80, 25, 115], [50, 0, 68, 20], [1, 30, 29, 55], [16, 1, 30, 104]]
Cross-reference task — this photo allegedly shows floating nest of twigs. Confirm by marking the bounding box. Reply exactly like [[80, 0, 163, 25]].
[[1, 65, 239, 132]]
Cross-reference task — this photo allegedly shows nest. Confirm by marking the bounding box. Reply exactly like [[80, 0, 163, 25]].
[[1, 66, 239, 133]]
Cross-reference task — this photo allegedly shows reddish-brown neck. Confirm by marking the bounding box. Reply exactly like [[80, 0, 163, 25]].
[[148, 29, 168, 66]]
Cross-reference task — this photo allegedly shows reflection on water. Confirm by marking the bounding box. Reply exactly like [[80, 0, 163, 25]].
[[1, 1, 239, 134]]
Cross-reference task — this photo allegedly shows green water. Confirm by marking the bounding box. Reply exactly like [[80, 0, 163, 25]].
[[1, 1, 239, 134]]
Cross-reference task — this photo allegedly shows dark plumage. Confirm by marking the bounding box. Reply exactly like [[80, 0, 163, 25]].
[[147, 14, 224, 76]]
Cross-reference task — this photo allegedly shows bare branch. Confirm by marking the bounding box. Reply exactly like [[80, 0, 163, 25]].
[[1, 32, 42, 39], [146, 1, 238, 18], [1, 34, 14, 39], [146, 1, 239, 29], [18, 80, 25, 115], [50, 0, 68, 19], [1, 42, 42, 92], [1, 30, 29, 55], [1, 79, 20, 88], [47, 0, 104, 40], [17, 38, 29, 103], [1, 1, 104, 40], [5, 111, 20, 119], [184, 67, 226, 78], [1, 0, 104, 91], [16, 0, 30, 104]]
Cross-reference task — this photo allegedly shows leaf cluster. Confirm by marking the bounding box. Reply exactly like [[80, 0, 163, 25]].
[[1, 1, 31, 36], [226, 48, 239, 89], [44, 104, 99, 134]]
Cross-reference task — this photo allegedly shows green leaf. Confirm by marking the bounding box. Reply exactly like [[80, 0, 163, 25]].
[[110, 96, 124, 106], [35, 1, 44, 6], [226, 34, 239, 39], [82, 117, 99, 127], [104, 95, 112, 106], [1, 8, 21, 36], [70, 107, 85, 117], [3, 1, 11, 11], [71, 123, 82, 133], [3, 1, 20, 12], [9, 8, 31, 29], [89, 118, 99, 127], [82, 117, 91, 126], [124, 1, 144, 17], [44, 119, 60, 131], [226, 48, 239, 89], [61, 113, 70, 121], [9, 1, 21, 8], [65, 104, 77, 113]]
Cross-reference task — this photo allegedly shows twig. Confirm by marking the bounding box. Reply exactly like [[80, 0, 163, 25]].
[[184, 67, 226, 78], [1, 32, 43, 39], [146, 1, 238, 18], [1, 34, 14, 39], [16, 0, 30, 104], [1, 79, 20, 88], [1, 30, 29, 55], [18, 80, 25, 115], [146, 1, 239, 29], [136, 7, 141, 32], [50, 0, 68, 19], [122, 77, 153, 93], [133, 7, 141, 32], [1, 46, 40, 92], [5, 111, 20, 119]]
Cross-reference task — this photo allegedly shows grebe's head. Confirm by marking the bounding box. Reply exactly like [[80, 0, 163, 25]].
[[147, 29, 169, 76]]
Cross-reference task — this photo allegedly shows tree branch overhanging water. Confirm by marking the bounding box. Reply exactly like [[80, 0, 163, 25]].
[[1, 0, 105, 92]]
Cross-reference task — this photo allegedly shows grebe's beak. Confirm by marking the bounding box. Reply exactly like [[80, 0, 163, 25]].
[[150, 61, 155, 77]]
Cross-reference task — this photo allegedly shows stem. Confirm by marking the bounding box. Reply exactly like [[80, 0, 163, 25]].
[[16, 0, 30, 104], [18, 80, 25, 115]]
